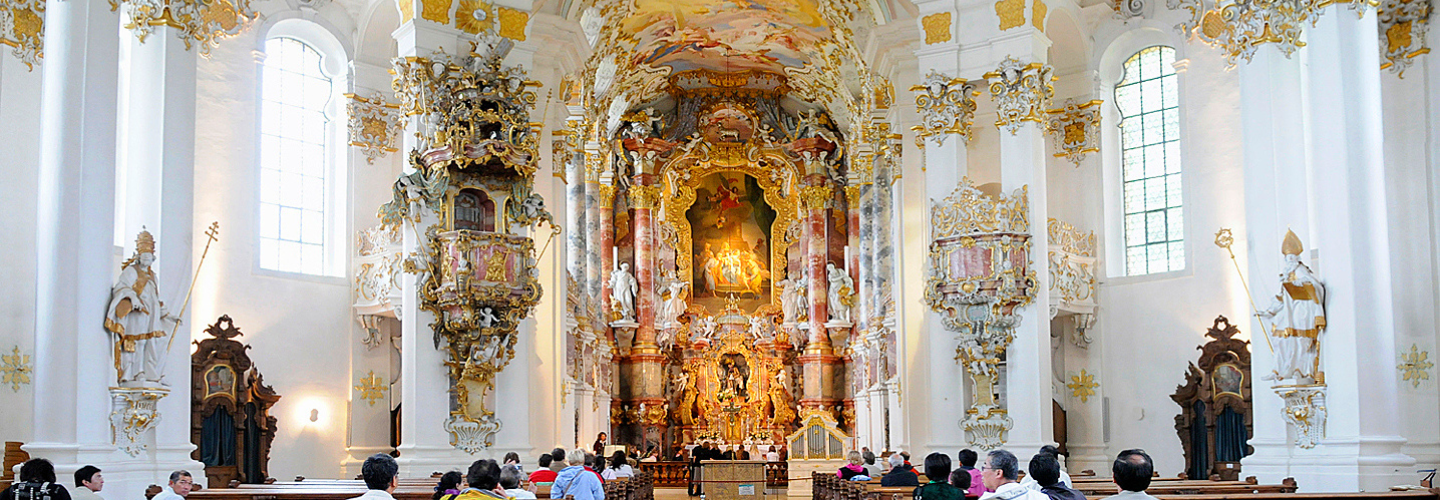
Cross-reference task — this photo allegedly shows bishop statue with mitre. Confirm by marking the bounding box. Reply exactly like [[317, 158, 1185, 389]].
[[1257, 230, 1326, 384], [104, 229, 179, 386]]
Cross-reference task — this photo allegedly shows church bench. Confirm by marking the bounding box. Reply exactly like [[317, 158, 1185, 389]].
[[1151, 491, 1439, 500], [1075, 479, 1297, 496]]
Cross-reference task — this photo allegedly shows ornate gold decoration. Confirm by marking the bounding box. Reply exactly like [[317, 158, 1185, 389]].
[[799, 185, 833, 211], [0, 0, 43, 70], [682, 329, 791, 442], [1378, 0, 1430, 76], [1277, 386, 1326, 448], [924, 177, 1036, 449], [922, 12, 952, 44], [1170, 0, 1376, 68], [597, 183, 616, 209], [985, 57, 1055, 135], [1067, 370, 1097, 402], [628, 184, 661, 209], [420, 0, 451, 23], [1048, 218, 1097, 314], [1048, 218, 1096, 257], [355, 370, 389, 406], [110, 387, 167, 456], [497, 7, 528, 40], [390, 51, 541, 160], [1045, 99, 1103, 166], [455, 0, 491, 34], [346, 92, 404, 165], [1399, 344, 1433, 388], [1, 346, 31, 392], [116, 0, 256, 57], [1033, 0, 1048, 30], [997, 0, 1027, 29], [910, 70, 980, 147], [659, 140, 800, 308]]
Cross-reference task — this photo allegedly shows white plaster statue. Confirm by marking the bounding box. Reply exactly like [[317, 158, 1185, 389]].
[[610, 262, 638, 322], [827, 263, 854, 323], [477, 307, 498, 328], [660, 281, 689, 327], [794, 109, 824, 139], [629, 149, 659, 175], [105, 230, 178, 386], [1257, 230, 1327, 384], [696, 316, 718, 340], [780, 277, 807, 324], [748, 316, 772, 340]]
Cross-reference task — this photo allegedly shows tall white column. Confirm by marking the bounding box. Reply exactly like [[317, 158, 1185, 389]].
[[1239, 9, 1414, 491], [998, 115, 1053, 454]]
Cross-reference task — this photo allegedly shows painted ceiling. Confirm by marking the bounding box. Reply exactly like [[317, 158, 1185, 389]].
[[618, 0, 833, 75]]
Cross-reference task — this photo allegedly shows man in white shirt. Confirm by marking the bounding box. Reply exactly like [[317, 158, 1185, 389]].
[[349, 454, 399, 500], [1019, 446, 1072, 491], [1101, 450, 1162, 500], [71, 466, 103, 500], [152, 471, 194, 500], [978, 450, 1049, 500]]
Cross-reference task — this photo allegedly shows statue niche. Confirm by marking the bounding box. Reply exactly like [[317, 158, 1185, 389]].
[[190, 316, 281, 488], [1171, 316, 1252, 480]]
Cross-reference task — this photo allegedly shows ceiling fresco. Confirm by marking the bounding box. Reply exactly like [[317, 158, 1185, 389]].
[[618, 0, 833, 75]]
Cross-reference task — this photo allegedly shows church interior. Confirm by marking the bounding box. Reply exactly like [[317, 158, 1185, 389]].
[[1, 0, 1439, 497]]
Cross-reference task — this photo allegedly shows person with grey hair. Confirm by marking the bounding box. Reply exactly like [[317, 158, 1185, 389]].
[[881, 453, 918, 487], [500, 465, 537, 499], [979, 450, 1047, 500], [350, 454, 399, 500], [151, 471, 194, 500], [551, 448, 604, 500]]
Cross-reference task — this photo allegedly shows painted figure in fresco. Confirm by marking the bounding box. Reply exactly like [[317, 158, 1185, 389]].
[[105, 229, 179, 386], [1257, 230, 1327, 384]]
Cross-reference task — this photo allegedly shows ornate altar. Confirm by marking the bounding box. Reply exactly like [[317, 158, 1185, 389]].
[[1171, 316, 1252, 480], [190, 316, 281, 488], [383, 37, 554, 453], [674, 314, 794, 444]]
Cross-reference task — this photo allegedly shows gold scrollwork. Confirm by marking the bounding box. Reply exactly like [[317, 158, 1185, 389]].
[[497, 6, 528, 41], [931, 177, 1031, 238], [628, 184, 662, 209], [1378, 0, 1431, 76], [1045, 99, 1103, 166], [0, 0, 43, 70], [985, 57, 1055, 135], [910, 71, 981, 147]]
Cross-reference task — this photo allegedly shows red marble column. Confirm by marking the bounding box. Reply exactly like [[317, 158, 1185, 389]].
[[598, 182, 616, 327], [630, 175, 659, 346], [797, 176, 839, 415]]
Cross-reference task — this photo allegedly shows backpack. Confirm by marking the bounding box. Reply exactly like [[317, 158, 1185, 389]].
[[12, 482, 55, 500]]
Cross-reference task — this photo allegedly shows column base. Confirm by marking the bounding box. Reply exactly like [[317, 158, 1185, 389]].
[[1242, 436, 1415, 492]]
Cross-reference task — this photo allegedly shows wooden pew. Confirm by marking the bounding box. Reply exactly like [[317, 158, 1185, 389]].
[[186, 472, 651, 500]]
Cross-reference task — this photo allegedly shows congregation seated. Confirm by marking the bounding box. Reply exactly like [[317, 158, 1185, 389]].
[[503, 453, 526, 476], [553, 449, 605, 500], [978, 450, 1048, 500], [530, 449, 564, 485], [501, 465, 536, 500], [1030, 453, 1084, 500], [602, 451, 635, 481], [915, 453, 964, 500], [453, 459, 505, 500], [1101, 450, 1156, 500], [953, 449, 985, 498], [430, 471, 462, 500], [863, 450, 882, 478], [1021, 446, 1073, 491], [839, 451, 867, 480], [883, 454, 920, 487]]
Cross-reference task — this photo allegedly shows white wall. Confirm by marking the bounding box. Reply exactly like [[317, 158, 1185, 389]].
[[0, 49, 44, 447]]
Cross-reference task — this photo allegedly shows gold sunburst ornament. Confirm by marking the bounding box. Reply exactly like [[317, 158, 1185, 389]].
[[355, 371, 388, 406], [1, 346, 32, 392], [1398, 344, 1433, 388], [1067, 369, 1098, 403]]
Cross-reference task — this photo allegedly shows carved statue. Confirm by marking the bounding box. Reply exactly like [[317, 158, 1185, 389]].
[[696, 315, 718, 340], [780, 277, 805, 324], [748, 316, 772, 340], [794, 109, 824, 139], [610, 262, 639, 322], [477, 307, 498, 328], [826, 263, 854, 323], [660, 280, 689, 327], [1257, 230, 1327, 384], [105, 229, 179, 386]]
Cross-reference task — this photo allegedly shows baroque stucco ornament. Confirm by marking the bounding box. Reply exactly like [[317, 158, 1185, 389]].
[[910, 70, 980, 147], [111, 387, 167, 456], [346, 92, 405, 165], [1045, 99, 1103, 166], [0, 0, 43, 70], [1377, 0, 1431, 76], [1170, 0, 1376, 68], [114, 0, 256, 57], [985, 57, 1055, 135]]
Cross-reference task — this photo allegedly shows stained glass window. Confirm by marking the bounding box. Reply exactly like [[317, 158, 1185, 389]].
[[1115, 46, 1183, 275], [259, 37, 333, 276]]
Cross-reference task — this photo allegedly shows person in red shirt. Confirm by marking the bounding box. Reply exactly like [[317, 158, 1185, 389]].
[[528, 449, 562, 484]]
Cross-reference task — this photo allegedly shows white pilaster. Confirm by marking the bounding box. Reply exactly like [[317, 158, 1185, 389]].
[[999, 116, 1053, 454]]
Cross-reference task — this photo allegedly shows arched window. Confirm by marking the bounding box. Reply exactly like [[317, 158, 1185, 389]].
[[258, 35, 340, 276], [1114, 46, 1182, 275]]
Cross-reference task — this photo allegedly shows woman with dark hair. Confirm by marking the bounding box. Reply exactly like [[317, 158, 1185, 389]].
[[592, 432, 608, 456], [503, 452, 524, 474], [914, 453, 963, 500], [1, 459, 72, 500], [432, 471, 463, 500], [601, 450, 634, 480]]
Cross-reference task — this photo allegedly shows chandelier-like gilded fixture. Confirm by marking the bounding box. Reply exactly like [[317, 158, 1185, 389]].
[[1169, 0, 1376, 67], [114, 0, 257, 57]]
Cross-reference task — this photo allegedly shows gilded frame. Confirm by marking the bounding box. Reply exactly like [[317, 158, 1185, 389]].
[[659, 145, 800, 313]]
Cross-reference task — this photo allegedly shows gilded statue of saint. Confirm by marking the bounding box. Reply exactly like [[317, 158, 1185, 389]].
[[104, 230, 179, 386], [1257, 230, 1327, 384]]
